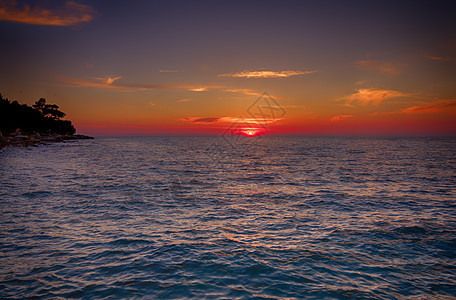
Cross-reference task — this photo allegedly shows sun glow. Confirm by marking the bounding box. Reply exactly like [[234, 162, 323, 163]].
[[239, 128, 262, 136]]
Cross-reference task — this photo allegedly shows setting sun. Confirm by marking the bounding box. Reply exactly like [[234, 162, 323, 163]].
[[239, 128, 262, 137]]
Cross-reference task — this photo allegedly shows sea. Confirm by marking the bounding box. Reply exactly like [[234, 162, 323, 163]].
[[0, 136, 455, 299]]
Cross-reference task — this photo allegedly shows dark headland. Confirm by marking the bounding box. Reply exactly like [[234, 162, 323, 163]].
[[0, 94, 93, 150]]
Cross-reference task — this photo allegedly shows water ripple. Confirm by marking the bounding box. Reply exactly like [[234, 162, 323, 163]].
[[0, 137, 455, 298]]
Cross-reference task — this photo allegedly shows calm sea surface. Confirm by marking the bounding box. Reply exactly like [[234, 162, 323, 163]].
[[1, 137, 455, 299]]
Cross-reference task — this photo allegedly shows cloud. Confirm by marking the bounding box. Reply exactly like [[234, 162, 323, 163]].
[[330, 115, 353, 122], [355, 80, 368, 85], [59, 76, 221, 92], [90, 76, 122, 86], [221, 117, 283, 125], [159, 69, 183, 73], [181, 116, 283, 125], [105, 76, 122, 85], [423, 54, 454, 62], [355, 60, 401, 75], [188, 87, 208, 92], [339, 88, 410, 106], [60, 76, 126, 89], [0, 0, 95, 26], [182, 117, 221, 124], [225, 88, 260, 96], [219, 70, 316, 79], [224, 88, 287, 100], [370, 99, 456, 116], [177, 98, 191, 103], [399, 99, 456, 114]]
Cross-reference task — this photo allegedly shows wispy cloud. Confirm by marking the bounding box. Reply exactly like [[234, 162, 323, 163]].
[[188, 87, 208, 92], [90, 76, 123, 86], [219, 70, 316, 79], [355, 60, 401, 75], [423, 54, 454, 62], [339, 88, 411, 106], [355, 80, 368, 85], [224, 88, 287, 100], [0, 0, 95, 26], [225, 88, 260, 96], [60, 76, 289, 99], [181, 116, 283, 125], [220, 117, 283, 125], [371, 99, 456, 116], [159, 69, 183, 73], [60, 76, 127, 89], [59, 76, 220, 92], [330, 115, 353, 122], [399, 99, 456, 114], [181, 117, 221, 124]]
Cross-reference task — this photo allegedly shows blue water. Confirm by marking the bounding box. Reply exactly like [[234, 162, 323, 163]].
[[1, 137, 456, 299]]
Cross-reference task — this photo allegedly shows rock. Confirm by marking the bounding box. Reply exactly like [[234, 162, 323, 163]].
[[0, 133, 94, 150], [63, 134, 94, 140], [0, 136, 9, 149]]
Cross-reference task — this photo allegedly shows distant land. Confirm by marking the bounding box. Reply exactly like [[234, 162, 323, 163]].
[[0, 94, 93, 149]]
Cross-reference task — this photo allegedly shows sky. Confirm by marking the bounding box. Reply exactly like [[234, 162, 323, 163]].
[[0, 0, 455, 136]]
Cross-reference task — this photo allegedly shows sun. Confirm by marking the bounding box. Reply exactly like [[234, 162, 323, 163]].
[[245, 130, 256, 136], [239, 128, 262, 137]]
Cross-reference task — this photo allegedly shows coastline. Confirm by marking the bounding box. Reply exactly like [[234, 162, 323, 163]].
[[0, 132, 94, 150]]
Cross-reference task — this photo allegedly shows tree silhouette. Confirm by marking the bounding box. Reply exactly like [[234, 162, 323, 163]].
[[0, 94, 75, 135], [32, 98, 46, 110], [33, 98, 66, 120]]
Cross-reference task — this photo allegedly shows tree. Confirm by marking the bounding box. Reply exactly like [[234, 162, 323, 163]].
[[33, 98, 66, 120], [1, 94, 75, 135], [32, 98, 46, 110]]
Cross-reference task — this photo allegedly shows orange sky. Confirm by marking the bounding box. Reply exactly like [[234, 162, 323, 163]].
[[1, 0, 455, 136]]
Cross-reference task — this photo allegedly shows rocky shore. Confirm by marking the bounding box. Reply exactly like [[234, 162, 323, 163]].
[[0, 130, 94, 150]]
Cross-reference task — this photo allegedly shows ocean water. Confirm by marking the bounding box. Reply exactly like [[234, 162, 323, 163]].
[[0, 136, 455, 299]]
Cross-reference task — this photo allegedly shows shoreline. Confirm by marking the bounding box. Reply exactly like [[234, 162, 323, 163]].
[[0, 133, 94, 150]]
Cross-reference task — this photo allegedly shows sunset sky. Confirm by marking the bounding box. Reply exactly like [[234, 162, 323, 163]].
[[1, 0, 455, 136]]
